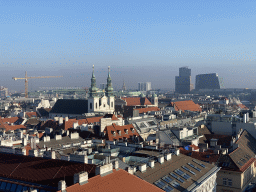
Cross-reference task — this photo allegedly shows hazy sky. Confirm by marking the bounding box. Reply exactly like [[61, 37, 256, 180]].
[[1, 0, 256, 92]]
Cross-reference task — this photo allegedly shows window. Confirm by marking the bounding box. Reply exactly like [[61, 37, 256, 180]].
[[162, 176, 173, 183], [96, 102, 98, 109], [228, 179, 232, 186], [154, 180, 166, 188], [111, 102, 113, 108], [90, 103, 92, 109], [223, 178, 227, 186], [163, 185, 173, 192], [104, 104, 106, 108]]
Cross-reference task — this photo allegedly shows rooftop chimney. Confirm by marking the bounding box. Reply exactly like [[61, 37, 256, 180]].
[[148, 160, 155, 168], [138, 163, 147, 173], [74, 171, 88, 185], [158, 156, 164, 164], [164, 153, 172, 161], [58, 180, 66, 192], [59, 117, 64, 125]]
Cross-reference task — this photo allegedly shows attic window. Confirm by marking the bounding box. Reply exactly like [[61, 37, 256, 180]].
[[241, 158, 246, 162], [237, 161, 243, 166], [118, 130, 121, 136], [111, 131, 116, 136], [124, 129, 128, 134], [131, 128, 135, 133]]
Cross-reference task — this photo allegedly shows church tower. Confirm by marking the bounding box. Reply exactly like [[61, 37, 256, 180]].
[[88, 65, 99, 113], [105, 66, 115, 113], [151, 93, 158, 107]]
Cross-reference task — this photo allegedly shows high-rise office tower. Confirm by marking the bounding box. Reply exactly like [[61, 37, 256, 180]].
[[195, 73, 220, 90], [138, 82, 151, 91], [175, 67, 191, 94]]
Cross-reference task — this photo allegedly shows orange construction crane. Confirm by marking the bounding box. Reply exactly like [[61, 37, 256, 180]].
[[12, 71, 63, 98]]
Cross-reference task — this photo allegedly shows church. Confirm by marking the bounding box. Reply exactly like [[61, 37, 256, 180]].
[[50, 66, 115, 118]]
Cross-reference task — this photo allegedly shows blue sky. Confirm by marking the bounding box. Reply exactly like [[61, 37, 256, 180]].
[[1, 0, 256, 91]]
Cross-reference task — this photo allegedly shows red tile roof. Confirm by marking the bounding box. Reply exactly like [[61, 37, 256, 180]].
[[0, 153, 96, 188], [121, 97, 152, 106], [237, 104, 248, 110], [0, 117, 25, 131], [168, 100, 202, 112], [189, 144, 200, 151], [61, 169, 164, 192], [180, 148, 220, 164], [104, 124, 140, 141], [134, 107, 160, 114], [103, 114, 119, 120], [26, 112, 39, 118]]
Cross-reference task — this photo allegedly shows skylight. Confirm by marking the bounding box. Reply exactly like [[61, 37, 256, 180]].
[[170, 173, 185, 183], [174, 169, 191, 180], [182, 166, 196, 175], [170, 181, 180, 188], [188, 163, 201, 172], [154, 180, 166, 188], [163, 185, 174, 192], [162, 176, 173, 184], [192, 159, 206, 168]]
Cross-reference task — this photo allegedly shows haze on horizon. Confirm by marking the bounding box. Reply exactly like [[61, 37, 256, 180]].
[[1, 0, 256, 92]]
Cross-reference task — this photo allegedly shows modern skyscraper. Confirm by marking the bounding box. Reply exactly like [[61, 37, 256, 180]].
[[138, 82, 151, 91], [175, 67, 191, 94], [195, 73, 220, 90]]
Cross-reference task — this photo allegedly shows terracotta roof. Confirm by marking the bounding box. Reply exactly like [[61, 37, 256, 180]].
[[85, 116, 103, 124], [40, 117, 103, 131], [189, 144, 200, 150], [0, 153, 96, 188], [26, 112, 39, 118], [134, 107, 160, 114], [237, 104, 248, 110], [103, 114, 119, 120], [104, 124, 140, 141], [168, 100, 202, 112], [204, 134, 232, 147], [61, 169, 164, 192], [180, 147, 220, 164], [121, 97, 152, 106], [0, 117, 20, 124]]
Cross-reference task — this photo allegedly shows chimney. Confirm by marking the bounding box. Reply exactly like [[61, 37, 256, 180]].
[[95, 163, 113, 176], [58, 180, 66, 192], [175, 149, 180, 156], [59, 117, 64, 125], [65, 116, 69, 122], [148, 160, 155, 168], [127, 167, 134, 174], [74, 171, 88, 185], [158, 156, 164, 164], [22, 137, 27, 146], [164, 153, 172, 161], [138, 163, 147, 173], [243, 114, 247, 123], [55, 134, 62, 141], [114, 160, 119, 170], [66, 130, 69, 136]]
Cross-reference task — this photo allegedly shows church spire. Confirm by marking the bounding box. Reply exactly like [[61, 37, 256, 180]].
[[105, 66, 114, 96], [89, 65, 98, 97]]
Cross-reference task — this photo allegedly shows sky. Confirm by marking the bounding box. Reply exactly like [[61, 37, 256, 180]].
[[1, 0, 256, 92]]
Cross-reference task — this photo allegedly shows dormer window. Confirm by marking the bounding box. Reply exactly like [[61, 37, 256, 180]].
[[117, 130, 121, 136], [131, 128, 135, 133], [111, 131, 116, 136], [124, 129, 128, 134]]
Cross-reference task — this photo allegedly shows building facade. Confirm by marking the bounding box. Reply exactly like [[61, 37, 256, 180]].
[[138, 82, 151, 91], [175, 67, 192, 94], [195, 73, 220, 90]]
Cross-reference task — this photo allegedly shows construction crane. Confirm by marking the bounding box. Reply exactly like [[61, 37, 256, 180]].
[[12, 71, 63, 98]]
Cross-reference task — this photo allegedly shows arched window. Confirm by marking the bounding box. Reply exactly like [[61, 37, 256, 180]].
[[103, 104, 106, 108], [90, 103, 92, 109], [111, 102, 113, 108], [96, 102, 98, 109], [99, 99, 101, 106]]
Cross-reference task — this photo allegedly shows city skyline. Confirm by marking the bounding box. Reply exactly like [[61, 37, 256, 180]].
[[1, 0, 256, 91]]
